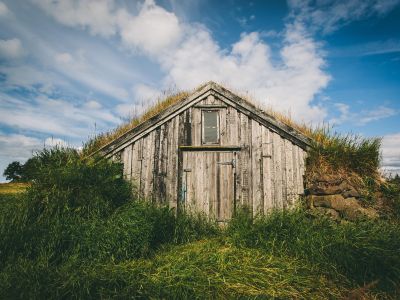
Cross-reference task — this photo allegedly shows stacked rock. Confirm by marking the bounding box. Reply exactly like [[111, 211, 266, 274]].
[[306, 177, 378, 221]]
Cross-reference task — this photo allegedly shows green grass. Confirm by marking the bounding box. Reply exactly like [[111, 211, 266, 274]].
[[1, 148, 399, 299], [1, 239, 345, 299], [227, 208, 400, 294], [307, 127, 381, 178]]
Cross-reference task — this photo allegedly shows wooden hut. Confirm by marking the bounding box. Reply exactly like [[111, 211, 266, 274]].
[[99, 82, 311, 222]]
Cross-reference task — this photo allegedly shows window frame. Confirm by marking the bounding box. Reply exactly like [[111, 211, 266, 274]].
[[201, 109, 220, 145]]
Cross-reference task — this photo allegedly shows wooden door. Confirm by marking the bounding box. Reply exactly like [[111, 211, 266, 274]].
[[181, 151, 237, 222]]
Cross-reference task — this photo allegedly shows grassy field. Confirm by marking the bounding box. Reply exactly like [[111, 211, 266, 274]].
[[0, 182, 29, 194], [0, 144, 399, 299], [1, 188, 399, 299]]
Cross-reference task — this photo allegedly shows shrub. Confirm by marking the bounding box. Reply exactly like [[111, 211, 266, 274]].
[[25, 148, 131, 220]]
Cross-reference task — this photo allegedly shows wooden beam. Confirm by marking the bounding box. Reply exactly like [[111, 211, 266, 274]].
[[194, 104, 228, 109], [179, 145, 241, 151]]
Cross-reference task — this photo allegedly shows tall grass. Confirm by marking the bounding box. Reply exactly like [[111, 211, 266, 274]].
[[307, 127, 381, 177], [0, 239, 345, 299], [227, 208, 400, 294], [0, 148, 218, 274]]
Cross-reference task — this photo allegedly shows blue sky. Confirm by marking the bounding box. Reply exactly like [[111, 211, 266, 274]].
[[0, 0, 399, 181]]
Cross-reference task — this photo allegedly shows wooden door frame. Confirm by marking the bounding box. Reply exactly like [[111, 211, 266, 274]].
[[177, 146, 240, 218]]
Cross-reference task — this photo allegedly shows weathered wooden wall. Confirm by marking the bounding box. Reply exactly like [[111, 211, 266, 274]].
[[114, 94, 306, 218]]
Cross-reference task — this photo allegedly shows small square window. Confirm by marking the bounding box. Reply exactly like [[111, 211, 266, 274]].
[[202, 110, 219, 144]]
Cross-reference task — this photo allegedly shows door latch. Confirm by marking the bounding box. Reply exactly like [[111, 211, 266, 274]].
[[217, 159, 236, 168]]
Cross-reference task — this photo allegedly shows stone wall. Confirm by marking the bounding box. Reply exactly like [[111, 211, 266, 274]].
[[306, 176, 378, 221]]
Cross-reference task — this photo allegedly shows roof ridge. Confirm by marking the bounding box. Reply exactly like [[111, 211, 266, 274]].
[[88, 82, 311, 157]]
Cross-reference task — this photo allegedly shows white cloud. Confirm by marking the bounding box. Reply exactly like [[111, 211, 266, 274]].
[[0, 93, 120, 138], [0, 133, 42, 182], [357, 106, 398, 125], [0, 38, 24, 59], [44, 137, 68, 147], [55, 52, 73, 64], [118, 0, 182, 56], [0, 133, 70, 182], [288, 0, 400, 34], [85, 100, 102, 110], [32, 0, 330, 122], [381, 133, 400, 175], [34, 0, 182, 56], [32, 0, 118, 37], [330, 103, 398, 126], [160, 23, 329, 122], [0, 133, 42, 160], [0, 1, 9, 17], [133, 83, 160, 101], [53, 51, 130, 101], [0, 65, 62, 89]]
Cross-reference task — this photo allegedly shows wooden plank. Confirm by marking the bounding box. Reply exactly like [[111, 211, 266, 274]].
[[219, 152, 232, 221], [292, 143, 299, 205], [208, 153, 214, 220], [206, 94, 215, 105], [158, 124, 168, 203], [170, 116, 180, 209], [239, 114, 250, 207], [166, 119, 174, 204], [291, 144, 299, 204], [210, 84, 311, 150], [268, 129, 276, 210], [261, 126, 273, 214], [280, 137, 287, 209], [194, 105, 227, 109], [130, 141, 139, 196], [144, 131, 155, 200], [251, 120, 263, 216], [152, 127, 161, 202], [229, 108, 239, 146], [179, 146, 241, 151], [139, 138, 147, 198], [285, 140, 294, 207], [122, 147, 129, 179], [219, 106, 227, 145], [299, 149, 306, 195], [182, 151, 191, 212], [184, 109, 192, 145], [272, 132, 283, 209], [126, 144, 132, 181], [192, 107, 201, 146]]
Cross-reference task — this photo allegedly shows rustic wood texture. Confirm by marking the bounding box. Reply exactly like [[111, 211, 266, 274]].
[[182, 151, 235, 221], [100, 82, 310, 158], [111, 89, 307, 219]]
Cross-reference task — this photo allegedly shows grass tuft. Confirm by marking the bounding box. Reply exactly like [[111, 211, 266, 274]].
[[227, 207, 400, 294]]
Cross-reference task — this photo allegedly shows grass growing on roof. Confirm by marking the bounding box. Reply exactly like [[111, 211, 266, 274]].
[[82, 90, 190, 156], [307, 126, 381, 177], [83, 82, 381, 182]]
